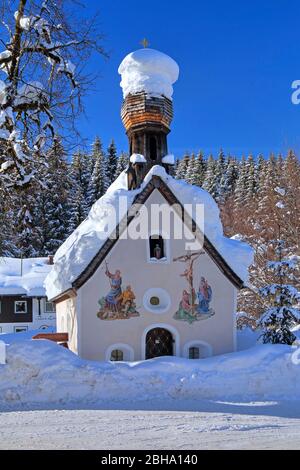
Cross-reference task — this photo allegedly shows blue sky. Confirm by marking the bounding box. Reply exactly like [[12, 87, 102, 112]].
[[78, 0, 300, 158]]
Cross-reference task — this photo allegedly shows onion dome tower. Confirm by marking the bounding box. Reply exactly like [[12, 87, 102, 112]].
[[118, 47, 179, 189]]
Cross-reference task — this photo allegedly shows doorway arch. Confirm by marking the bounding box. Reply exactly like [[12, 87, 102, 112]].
[[141, 323, 180, 360]]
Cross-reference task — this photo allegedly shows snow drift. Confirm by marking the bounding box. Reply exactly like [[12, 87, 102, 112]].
[[0, 340, 299, 410]]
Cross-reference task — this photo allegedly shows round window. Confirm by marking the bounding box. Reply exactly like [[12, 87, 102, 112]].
[[150, 296, 160, 306], [143, 288, 171, 314]]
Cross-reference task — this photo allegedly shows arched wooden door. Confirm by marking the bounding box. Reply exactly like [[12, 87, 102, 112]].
[[145, 328, 174, 359]]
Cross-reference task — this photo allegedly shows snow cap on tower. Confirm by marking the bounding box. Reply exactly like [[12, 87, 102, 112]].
[[118, 48, 179, 100]]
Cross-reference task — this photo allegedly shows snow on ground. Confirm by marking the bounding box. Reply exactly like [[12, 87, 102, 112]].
[[237, 327, 261, 350], [1, 405, 300, 450], [0, 340, 299, 410], [0, 326, 55, 343], [0, 338, 299, 449]]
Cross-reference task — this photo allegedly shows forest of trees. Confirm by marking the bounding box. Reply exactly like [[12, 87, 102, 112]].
[[174, 149, 300, 331], [0, 136, 129, 257]]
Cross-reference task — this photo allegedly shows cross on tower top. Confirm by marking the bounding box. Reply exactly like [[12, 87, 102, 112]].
[[140, 38, 149, 48]]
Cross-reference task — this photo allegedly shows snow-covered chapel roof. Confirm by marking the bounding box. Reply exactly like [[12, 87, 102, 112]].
[[118, 48, 179, 99], [45, 166, 253, 301]]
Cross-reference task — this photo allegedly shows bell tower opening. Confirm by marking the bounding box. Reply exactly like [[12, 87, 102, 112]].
[[149, 136, 157, 161]]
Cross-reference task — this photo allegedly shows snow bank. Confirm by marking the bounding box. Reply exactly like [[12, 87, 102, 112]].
[[45, 166, 253, 300], [0, 327, 55, 344], [0, 257, 52, 296], [130, 153, 146, 163], [0, 340, 299, 409], [118, 48, 179, 100], [237, 328, 261, 351]]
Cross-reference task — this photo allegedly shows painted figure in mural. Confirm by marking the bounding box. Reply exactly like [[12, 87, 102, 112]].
[[120, 285, 136, 315], [97, 263, 140, 320], [197, 277, 213, 314], [173, 289, 198, 324], [105, 268, 122, 308], [173, 250, 215, 323]]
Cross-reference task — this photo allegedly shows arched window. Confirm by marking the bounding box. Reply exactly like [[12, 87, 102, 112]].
[[149, 136, 157, 161], [149, 235, 164, 260], [110, 349, 124, 361], [189, 347, 200, 359], [184, 341, 213, 359]]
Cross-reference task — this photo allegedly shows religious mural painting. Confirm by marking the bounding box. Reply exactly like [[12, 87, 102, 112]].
[[97, 262, 140, 320], [173, 251, 215, 324]]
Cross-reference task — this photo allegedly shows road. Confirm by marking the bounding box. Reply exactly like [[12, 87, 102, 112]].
[[1, 401, 300, 450]]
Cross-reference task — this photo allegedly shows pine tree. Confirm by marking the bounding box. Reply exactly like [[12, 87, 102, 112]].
[[202, 155, 217, 197], [258, 242, 300, 345], [35, 137, 72, 255], [116, 152, 129, 177], [68, 151, 89, 231], [68, 185, 88, 234], [255, 154, 266, 192], [220, 156, 238, 197], [192, 151, 206, 187], [185, 154, 196, 184], [0, 185, 17, 256], [87, 137, 107, 207], [14, 202, 40, 257], [175, 153, 190, 179], [106, 140, 118, 187], [245, 155, 256, 198], [233, 156, 248, 206]]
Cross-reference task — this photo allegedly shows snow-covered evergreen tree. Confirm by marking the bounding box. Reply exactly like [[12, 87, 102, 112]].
[[15, 202, 39, 257], [68, 151, 89, 231], [220, 156, 238, 197], [106, 140, 118, 187], [35, 136, 71, 254], [185, 153, 196, 184], [175, 153, 190, 179], [202, 155, 217, 197], [193, 151, 206, 187], [258, 246, 300, 345], [116, 152, 129, 177], [233, 156, 248, 206], [245, 155, 256, 198], [87, 137, 107, 207], [68, 184, 88, 234]]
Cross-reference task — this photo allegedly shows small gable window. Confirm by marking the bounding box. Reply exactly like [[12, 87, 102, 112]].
[[149, 235, 165, 260], [189, 347, 200, 359], [110, 349, 124, 361]]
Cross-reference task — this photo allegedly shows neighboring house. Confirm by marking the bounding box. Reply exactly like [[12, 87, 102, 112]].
[[0, 257, 56, 334], [45, 47, 253, 362]]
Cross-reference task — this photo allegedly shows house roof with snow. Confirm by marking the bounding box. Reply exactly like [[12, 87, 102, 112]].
[[0, 257, 52, 297], [45, 166, 253, 301]]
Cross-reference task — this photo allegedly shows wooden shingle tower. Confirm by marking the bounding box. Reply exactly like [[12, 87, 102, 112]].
[[118, 47, 179, 188]]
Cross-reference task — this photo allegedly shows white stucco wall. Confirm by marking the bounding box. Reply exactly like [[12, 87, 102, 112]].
[[58, 189, 237, 361], [56, 295, 78, 353]]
